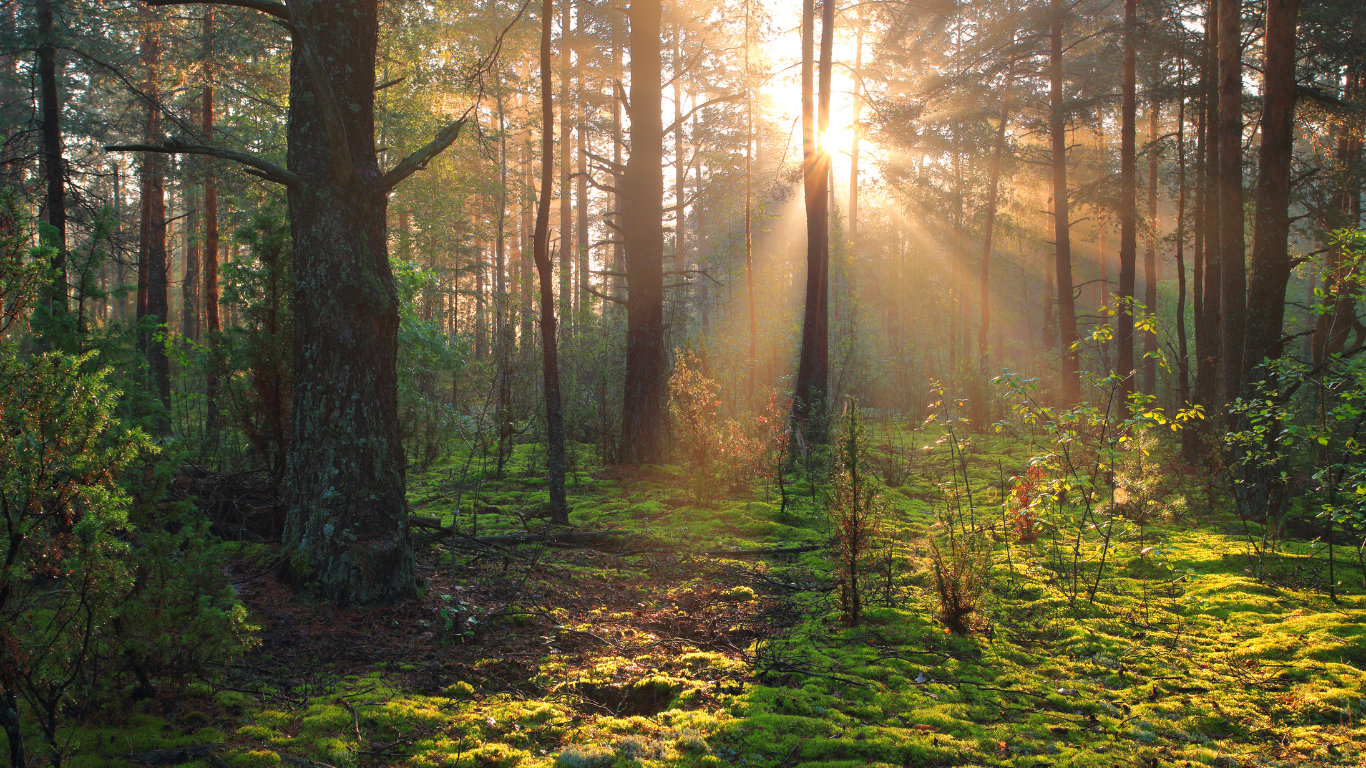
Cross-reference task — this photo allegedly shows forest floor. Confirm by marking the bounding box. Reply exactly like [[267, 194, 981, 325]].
[[35, 429, 1366, 768]]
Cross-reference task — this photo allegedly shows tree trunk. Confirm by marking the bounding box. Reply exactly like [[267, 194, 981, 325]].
[[744, 0, 757, 399], [1143, 97, 1159, 396], [559, 0, 573, 343], [36, 0, 65, 311], [1049, 0, 1080, 402], [534, 0, 570, 521], [1244, 0, 1302, 377], [793, 0, 833, 438], [203, 8, 221, 436], [280, 0, 415, 605], [184, 190, 200, 341], [1197, 0, 1222, 414], [1218, 0, 1246, 402], [140, 11, 170, 412], [1117, 0, 1138, 402], [978, 55, 1015, 378], [620, 0, 666, 464]]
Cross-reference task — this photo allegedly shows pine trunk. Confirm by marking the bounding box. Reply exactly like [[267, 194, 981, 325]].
[[1049, 0, 1080, 402]]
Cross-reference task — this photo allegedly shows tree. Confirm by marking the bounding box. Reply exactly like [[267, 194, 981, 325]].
[[36, 0, 65, 309], [792, 0, 833, 438], [620, 0, 666, 464], [1050, 0, 1080, 402], [534, 0, 570, 522], [1244, 0, 1303, 376], [1117, 0, 1138, 402], [112, 0, 482, 605], [1218, 0, 1245, 402]]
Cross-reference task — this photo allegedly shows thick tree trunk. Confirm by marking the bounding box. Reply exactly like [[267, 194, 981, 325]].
[[1049, 0, 1080, 402], [1197, 0, 1222, 414], [1218, 0, 1246, 402], [620, 0, 666, 464], [1244, 0, 1302, 377], [1143, 98, 1159, 396], [36, 0, 65, 309], [534, 0, 570, 520], [280, 0, 414, 605], [1117, 0, 1138, 402], [793, 0, 832, 438], [140, 13, 170, 411]]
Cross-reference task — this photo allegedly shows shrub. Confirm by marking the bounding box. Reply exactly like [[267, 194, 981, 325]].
[[828, 399, 885, 627]]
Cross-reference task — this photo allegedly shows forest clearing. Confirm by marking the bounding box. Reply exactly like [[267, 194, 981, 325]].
[[2, 0, 1365, 765]]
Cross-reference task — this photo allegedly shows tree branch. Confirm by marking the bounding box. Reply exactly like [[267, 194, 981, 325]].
[[144, 0, 289, 22], [381, 111, 472, 192], [105, 140, 298, 187], [584, 284, 626, 305], [665, 93, 743, 137]]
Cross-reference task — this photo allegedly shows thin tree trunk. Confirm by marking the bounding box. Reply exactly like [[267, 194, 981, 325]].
[[1198, 0, 1222, 413], [1117, 0, 1138, 402], [1244, 0, 1302, 376], [1050, 0, 1080, 402], [1218, 0, 1246, 402], [744, 0, 757, 399], [535, 0, 569, 518], [184, 189, 200, 341], [1143, 97, 1159, 396], [848, 7, 863, 254], [979, 54, 1015, 377], [202, 6, 220, 436], [140, 10, 170, 412], [575, 42, 589, 330], [559, 0, 573, 343], [620, 0, 666, 463]]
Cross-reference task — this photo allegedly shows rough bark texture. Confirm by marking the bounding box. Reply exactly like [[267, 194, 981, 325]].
[[793, 0, 832, 438], [280, 0, 414, 606], [1218, 0, 1246, 402], [1244, 0, 1302, 377], [1050, 0, 1080, 403], [534, 0, 570, 521], [141, 13, 170, 411], [620, 0, 666, 464], [1117, 0, 1138, 402], [37, 0, 65, 305], [203, 8, 221, 435]]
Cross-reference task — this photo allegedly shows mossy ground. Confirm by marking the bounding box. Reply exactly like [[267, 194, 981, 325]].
[[10, 428, 1366, 767]]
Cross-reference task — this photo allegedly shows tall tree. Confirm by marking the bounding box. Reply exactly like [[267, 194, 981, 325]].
[[978, 47, 1015, 378], [1218, 0, 1246, 401], [202, 7, 221, 436], [117, 0, 484, 604], [1049, 0, 1080, 402], [138, 8, 170, 411], [620, 0, 666, 463], [559, 0, 572, 341], [36, 0, 64, 309], [1117, 0, 1138, 402], [1196, 0, 1221, 415], [535, 0, 570, 521], [1244, 0, 1303, 376], [1143, 97, 1159, 396], [792, 0, 833, 437]]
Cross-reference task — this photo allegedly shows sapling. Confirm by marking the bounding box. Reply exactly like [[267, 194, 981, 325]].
[[827, 399, 884, 627]]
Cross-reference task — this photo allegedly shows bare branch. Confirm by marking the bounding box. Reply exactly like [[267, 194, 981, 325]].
[[105, 139, 298, 187], [664, 93, 743, 136], [584, 284, 626, 306]]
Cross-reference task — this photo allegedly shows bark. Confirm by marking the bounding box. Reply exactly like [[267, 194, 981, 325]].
[[978, 55, 1015, 377], [184, 190, 200, 340], [1117, 0, 1138, 402], [744, 0, 757, 399], [1244, 0, 1302, 377], [793, 0, 833, 438], [279, 0, 415, 605], [848, 8, 863, 254], [1143, 97, 1159, 396], [204, 7, 221, 435], [559, 0, 572, 342], [575, 58, 589, 329], [521, 138, 536, 350], [1218, 0, 1246, 402], [140, 11, 170, 411], [1, 687, 22, 768], [534, 0, 570, 520], [620, 0, 666, 464], [36, 0, 65, 309], [1197, 0, 1222, 414], [673, 29, 686, 278], [1049, 0, 1080, 402]]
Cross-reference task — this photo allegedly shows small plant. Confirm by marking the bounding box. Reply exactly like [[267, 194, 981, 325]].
[[928, 501, 993, 634], [827, 399, 885, 627], [1008, 465, 1045, 542]]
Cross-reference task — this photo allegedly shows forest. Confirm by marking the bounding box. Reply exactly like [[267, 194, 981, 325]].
[[1, 0, 1365, 765]]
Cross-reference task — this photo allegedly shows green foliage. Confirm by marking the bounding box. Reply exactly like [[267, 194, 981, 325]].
[[393, 259, 468, 469], [827, 400, 885, 627]]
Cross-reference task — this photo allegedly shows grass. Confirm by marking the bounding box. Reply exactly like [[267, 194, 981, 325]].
[[8, 427, 1366, 767]]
